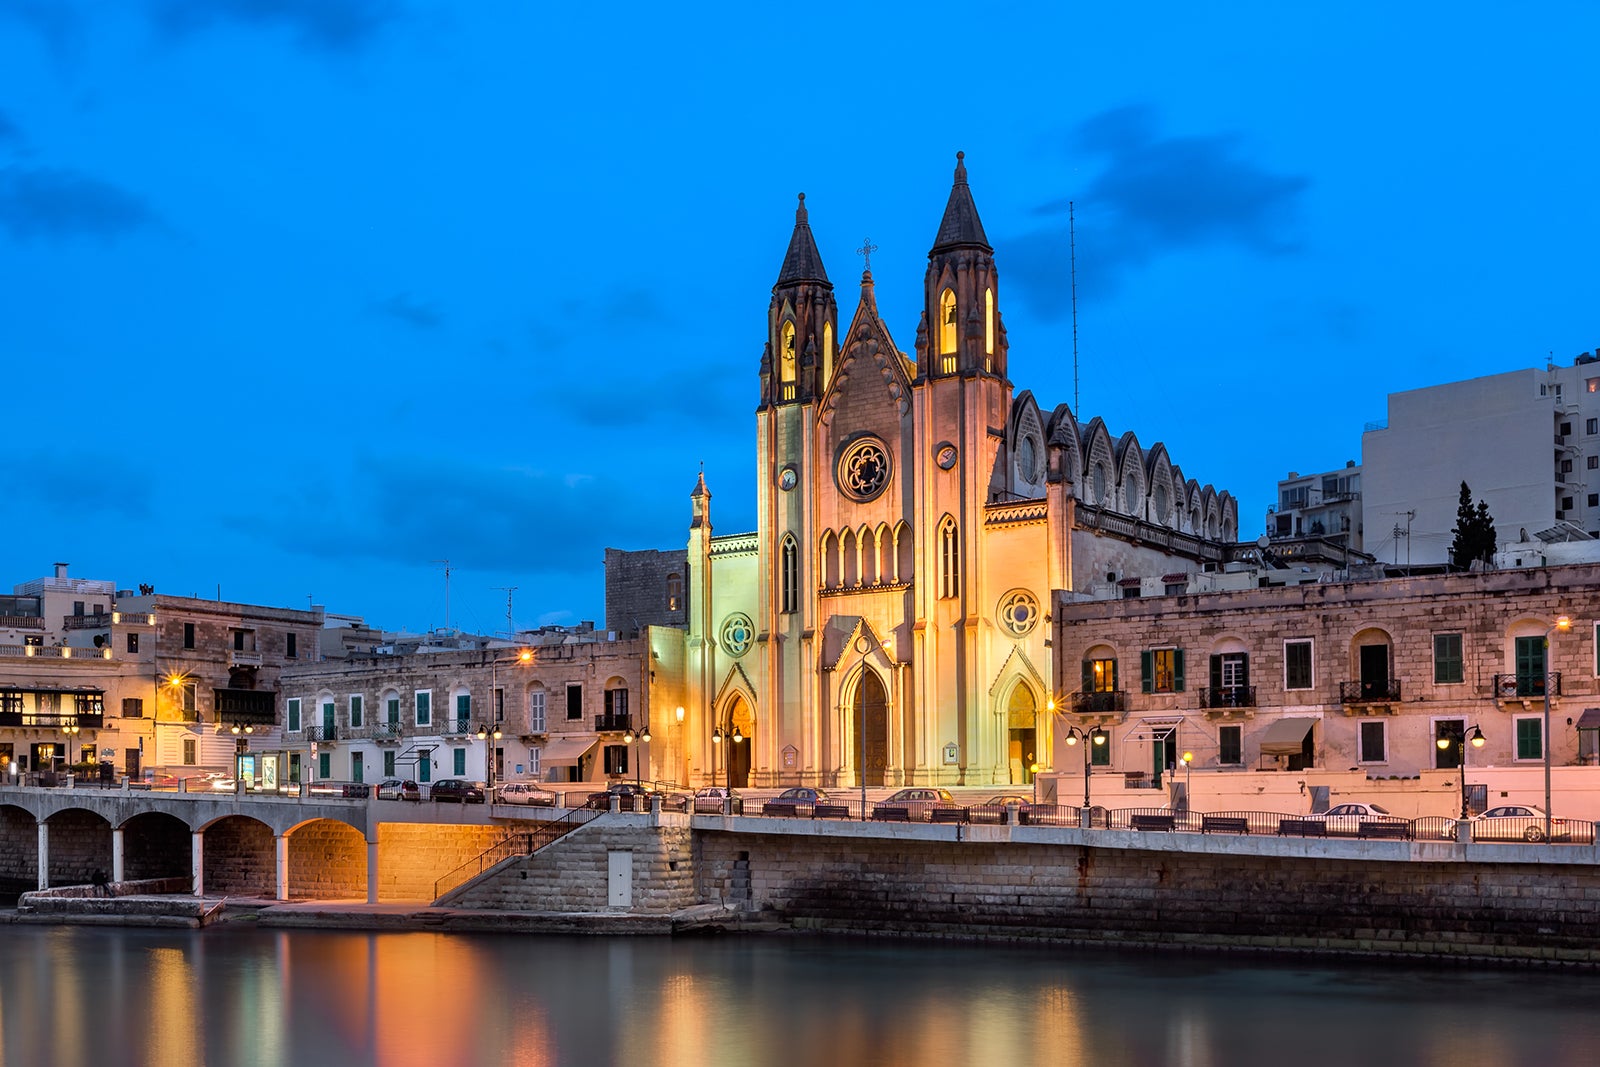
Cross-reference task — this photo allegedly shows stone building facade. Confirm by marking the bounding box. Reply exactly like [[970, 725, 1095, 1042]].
[[279, 627, 679, 789], [611, 156, 1240, 791], [1052, 562, 1600, 789]]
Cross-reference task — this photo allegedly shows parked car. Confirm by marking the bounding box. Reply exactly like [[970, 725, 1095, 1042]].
[[972, 794, 1032, 823], [1460, 804, 1578, 843], [586, 782, 654, 810], [1309, 802, 1407, 836], [376, 778, 421, 802], [429, 779, 486, 803], [693, 786, 743, 814], [763, 786, 829, 816], [873, 787, 956, 821], [498, 782, 558, 806]]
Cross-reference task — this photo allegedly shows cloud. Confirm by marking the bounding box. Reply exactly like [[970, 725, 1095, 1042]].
[[371, 292, 442, 330], [0, 0, 84, 59], [0, 110, 21, 148], [145, 0, 404, 51], [0, 165, 157, 242], [0, 450, 155, 518], [1006, 105, 1310, 316], [229, 453, 682, 577]]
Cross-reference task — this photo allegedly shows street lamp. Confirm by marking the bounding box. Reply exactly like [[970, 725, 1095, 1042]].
[[1543, 615, 1570, 839], [622, 719, 652, 788], [710, 718, 742, 797], [474, 722, 503, 798], [1180, 750, 1194, 812], [1436, 724, 1485, 820], [1063, 726, 1108, 811]]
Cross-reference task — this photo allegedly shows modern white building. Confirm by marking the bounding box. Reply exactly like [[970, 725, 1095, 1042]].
[[1362, 351, 1600, 566]]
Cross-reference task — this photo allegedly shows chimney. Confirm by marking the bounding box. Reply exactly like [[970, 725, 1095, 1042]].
[[54, 562, 69, 579]]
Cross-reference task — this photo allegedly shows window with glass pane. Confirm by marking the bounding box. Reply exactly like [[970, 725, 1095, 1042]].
[[1141, 648, 1183, 693], [529, 691, 546, 732], [1359, 721, 1386, 762], [1433, 633, 1463, 683], [1285, 640, 1313, 689], [1218, 725, 1241, 765], [1516, 718, 1542, 760]]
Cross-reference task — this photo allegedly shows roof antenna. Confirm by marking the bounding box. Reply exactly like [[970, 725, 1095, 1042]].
[[432, 559, 452, 633], [494, 586, 517, 637], [1070, 200, 1080, 414]]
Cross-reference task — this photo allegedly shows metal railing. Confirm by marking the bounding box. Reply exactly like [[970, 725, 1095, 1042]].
[[594, 713, 633, 733], [1493, 672, 1561, 698], [1198, 686, 1256, 709], [1339, 679, 1402, 703], [433, 809, 596, 898], [1071, 691, 1125, 714], [303, 725, 339, 742]]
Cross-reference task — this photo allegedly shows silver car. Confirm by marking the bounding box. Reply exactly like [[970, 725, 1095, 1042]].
[[498, 782, 558, 806]]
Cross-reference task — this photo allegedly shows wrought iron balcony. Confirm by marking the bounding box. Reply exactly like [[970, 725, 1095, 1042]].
[[373, 722, 404, 743], [1494, 672, 1561, 699], [303, 725, 339, 743], [1070, 691, 1125, 715], [1198, 686, 1257, 709], [1339, 679, 1402, 704], [442, 718, 472, 737], [594, 712, 634, 733]]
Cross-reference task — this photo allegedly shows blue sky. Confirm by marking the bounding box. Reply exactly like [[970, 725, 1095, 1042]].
[[4, 1, 1598, 634]]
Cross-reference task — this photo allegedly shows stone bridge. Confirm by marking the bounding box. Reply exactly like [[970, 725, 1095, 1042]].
[[0, 785, 543, 903]]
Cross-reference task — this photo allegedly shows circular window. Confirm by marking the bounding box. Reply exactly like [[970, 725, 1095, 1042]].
[[997, 589, 1040, 637], [1016, 436, 1038, 481], [721, 613, 754, 657], [837, 437, 891, 502]]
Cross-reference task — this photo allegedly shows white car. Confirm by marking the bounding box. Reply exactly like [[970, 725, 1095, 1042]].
[[1310, 802, 1407, 836], [498, 782, 558, 806], [1463, 804, 1578, 843]]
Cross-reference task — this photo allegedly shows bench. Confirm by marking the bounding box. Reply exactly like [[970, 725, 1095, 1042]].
[[1357, 820, 1411, 840], [872, 806, 912, 822], [929, 806, 969, 824], [1130, 813, 1176, 832], [1278, 818, 1328, 837], [1201, 815, 1250, 835], [762, 801, 798, 817], [812, 804, 851, 819]]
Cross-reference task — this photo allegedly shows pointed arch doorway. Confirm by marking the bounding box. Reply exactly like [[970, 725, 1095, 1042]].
[[1008, 685, 1038, 785], [852, 671, 888, 787], [723, 696, 753, 789]]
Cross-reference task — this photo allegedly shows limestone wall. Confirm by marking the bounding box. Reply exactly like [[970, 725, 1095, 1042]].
[[376, 823, 520, 902]]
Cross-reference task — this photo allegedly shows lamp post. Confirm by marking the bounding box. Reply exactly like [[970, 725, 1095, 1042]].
[[228, 722, 255, 793], [474, 722, 503, 798], [710, 718, 742, 797], [1063, 726, 1108, 810], [1180, 750, 1193, 812], [622, 717, 652, 788], [1543, 615, 1570, 839], [1435, 724, 1484, 820]]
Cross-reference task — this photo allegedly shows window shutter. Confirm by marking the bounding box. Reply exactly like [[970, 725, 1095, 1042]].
[[1140, 651, 1153, 693], [1081, 660, 1093, 692], [1173, 650, 1185, 691], [1209, 655, 1222, 690], [1238, 654, 1250, 687]]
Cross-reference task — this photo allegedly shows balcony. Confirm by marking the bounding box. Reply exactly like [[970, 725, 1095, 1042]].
[[62, 613, 112, 631], [1494, 672, 1562, 704], [0, 615, 44, 630], [373, 722, 404, 744], [1339, 679, 1402, 710], [442, 718, 473, 737], [0, 711, 104, 730], [213, 688, 275, 725], [304, 725, 339, 743], [594, 712, 634, 733], [1070, 691, 1125, 715], [228, 649, 263, 667], [1198, 686, 1257, 710]]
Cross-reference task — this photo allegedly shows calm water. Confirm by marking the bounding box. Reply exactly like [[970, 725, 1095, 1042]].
[[2, 925, 1598, 1067]]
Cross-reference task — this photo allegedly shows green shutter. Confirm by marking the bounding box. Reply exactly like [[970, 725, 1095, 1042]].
[[1209, 655, 1222, 691], [1140, 651, 1153, 693], [1517, 718, 1542, 760], [1081, 659, 1093, 692], [1173, 650, 1185, 692]]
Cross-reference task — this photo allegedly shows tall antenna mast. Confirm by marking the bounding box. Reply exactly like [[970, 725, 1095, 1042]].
[[1070, 200, 1080, 414], [494, 586, 517, 637], [432, 559, 452, 632]]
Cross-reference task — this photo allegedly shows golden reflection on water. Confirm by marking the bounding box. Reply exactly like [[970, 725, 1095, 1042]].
[[146, 945, 200, 1066]]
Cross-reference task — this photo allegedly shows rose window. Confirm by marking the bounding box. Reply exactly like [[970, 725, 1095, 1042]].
[[997, 589, 1040, 637], [721, 613, 754, 658], [837, 438, 891, 502]]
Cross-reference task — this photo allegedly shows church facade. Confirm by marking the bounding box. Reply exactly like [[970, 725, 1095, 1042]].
[[612, 156, 1239, 790]]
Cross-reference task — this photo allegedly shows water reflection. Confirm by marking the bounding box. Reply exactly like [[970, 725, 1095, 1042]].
[[0, 927, 1598, 1067]]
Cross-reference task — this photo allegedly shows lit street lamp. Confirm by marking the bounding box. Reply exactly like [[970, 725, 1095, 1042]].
[[1063, 725, 1107, 811], [474, 722, 503, 798], [710, 718, 742, 799], [1543, 614, 1570, 839], [622, 718, 652, 788], [228, 722, 255, 793], [1436, 724, 1485, 820]]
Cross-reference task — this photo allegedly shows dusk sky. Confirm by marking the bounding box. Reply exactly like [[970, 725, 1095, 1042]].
[[4, 2, 1598, 635]]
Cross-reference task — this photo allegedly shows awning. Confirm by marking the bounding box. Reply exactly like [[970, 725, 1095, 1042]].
[[1124, 718, 1183, 743], [1260, 717, 1317, 755], [539, 737, 598, 766], [1576, 708, 1600, 730]]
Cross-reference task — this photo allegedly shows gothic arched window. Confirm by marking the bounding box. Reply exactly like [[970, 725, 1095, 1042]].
[[666, 573, 682, 612], [780, 535, 798, 613], [939, 516, 960, 599], [822, 322, 834, 390], [780, 321, 797, 399], [984, 287, 995, 360], [939, 288, 957, 364]]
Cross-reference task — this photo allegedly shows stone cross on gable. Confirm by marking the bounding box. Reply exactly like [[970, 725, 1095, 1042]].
[[856, 237, 878, 272]]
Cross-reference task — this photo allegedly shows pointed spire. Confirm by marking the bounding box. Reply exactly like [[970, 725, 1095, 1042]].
[[775, 193, 832, 289], [930, 151, 991, 254], [691, 469, 710, 499]]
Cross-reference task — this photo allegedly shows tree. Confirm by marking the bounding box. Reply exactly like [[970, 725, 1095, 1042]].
[[1449, 481, 1497, 569]]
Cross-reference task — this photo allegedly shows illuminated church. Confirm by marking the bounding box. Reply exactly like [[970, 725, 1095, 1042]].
[[608, 155, 1238, 789]]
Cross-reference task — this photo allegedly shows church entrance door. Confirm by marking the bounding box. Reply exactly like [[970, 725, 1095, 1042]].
[[854, 672, 887, 787], [1007, 685, 1038, 785]]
